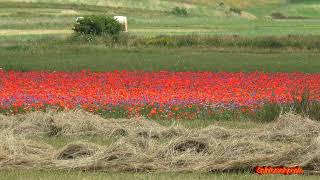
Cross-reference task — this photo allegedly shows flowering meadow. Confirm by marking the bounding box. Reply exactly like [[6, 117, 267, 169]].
[[1, 70, 320, 120]]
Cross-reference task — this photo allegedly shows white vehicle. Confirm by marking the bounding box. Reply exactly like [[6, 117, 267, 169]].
[[114, 16, 128, 32]]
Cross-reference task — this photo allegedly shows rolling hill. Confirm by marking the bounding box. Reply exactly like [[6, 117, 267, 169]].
[[1, 0, 320, 38]]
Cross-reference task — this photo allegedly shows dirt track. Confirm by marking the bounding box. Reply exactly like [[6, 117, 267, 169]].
[[0, 28, 216, 36]]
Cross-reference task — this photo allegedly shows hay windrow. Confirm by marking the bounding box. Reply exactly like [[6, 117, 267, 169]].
[[0, 109, 163, 137], [55, 142, 101, 160], [0, 110, 320, 173]]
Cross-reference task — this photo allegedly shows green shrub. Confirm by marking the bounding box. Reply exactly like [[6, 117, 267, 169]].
[[73, 15, 121, 38], [172, 7, 188, 16]]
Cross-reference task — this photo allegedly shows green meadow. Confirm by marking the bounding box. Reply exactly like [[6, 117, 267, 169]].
[[1, 0, 320, 37]]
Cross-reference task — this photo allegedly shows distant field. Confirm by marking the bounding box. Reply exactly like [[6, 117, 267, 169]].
[[1, 0, 320, 38], [1, 45, 320, 72], [3, 0, 283, 10]]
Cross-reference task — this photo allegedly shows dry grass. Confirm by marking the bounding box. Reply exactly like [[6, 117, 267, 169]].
[[240, 11, 257, 20], [0, 30, 71, 36], [0, 110, 320, 173], [0, 29, 217, 37]]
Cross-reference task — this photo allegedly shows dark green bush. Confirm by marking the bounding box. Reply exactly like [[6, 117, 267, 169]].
[[172, 7, 188, 16], [73, 15, 121, 38]]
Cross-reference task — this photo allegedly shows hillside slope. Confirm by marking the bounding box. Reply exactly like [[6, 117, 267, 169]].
[[4, 0, 320, 17], [1, 0, 320, 37], [3, 0, 285, 14]]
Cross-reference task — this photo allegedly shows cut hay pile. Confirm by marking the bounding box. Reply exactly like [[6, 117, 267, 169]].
[[0, 110, 320, 173]]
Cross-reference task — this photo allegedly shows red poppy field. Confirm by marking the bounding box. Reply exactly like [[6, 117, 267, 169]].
[[1, 70, 319, 120]]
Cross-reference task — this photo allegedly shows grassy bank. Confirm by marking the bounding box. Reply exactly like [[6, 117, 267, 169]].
[[0, 170, 317, 180], [79, 34, 320, 50], [5, 33, 320, 50], [1, 40, 320, 72]]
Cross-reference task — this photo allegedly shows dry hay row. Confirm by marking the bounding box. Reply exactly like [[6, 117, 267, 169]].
[[0, 110, 320, 173]]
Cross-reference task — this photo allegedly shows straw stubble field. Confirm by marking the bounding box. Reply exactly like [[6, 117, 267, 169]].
[[1, 109, 320, 176]]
